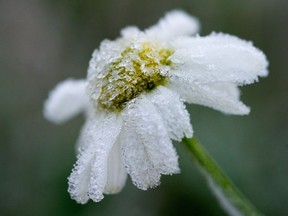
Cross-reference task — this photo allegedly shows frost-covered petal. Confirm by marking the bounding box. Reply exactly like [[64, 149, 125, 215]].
[[68, 112, 122, 203], [170, 33, 268, 85], [120, 26, 142, 39], [88, 113, 122, 202], [121, 96, 179, 190], [68, 141, 93, 204], [147, 86, 193, 141], [75, 106, 100, 152], [146, 10, 200, 40], [169, 80, 250, 115], [75, 117, 91, 152], [104, 137, 127, 194], [44, 79, 88, 124]]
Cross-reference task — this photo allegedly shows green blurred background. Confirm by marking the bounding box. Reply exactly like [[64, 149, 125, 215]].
[[1, 0, 287, 215]]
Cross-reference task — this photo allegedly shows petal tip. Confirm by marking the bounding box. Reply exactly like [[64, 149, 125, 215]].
[[145, 9, 200, 40], [43, 79, 87, 124]]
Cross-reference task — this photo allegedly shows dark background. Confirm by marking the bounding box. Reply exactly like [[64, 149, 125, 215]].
[[1, 0, 287, 215]]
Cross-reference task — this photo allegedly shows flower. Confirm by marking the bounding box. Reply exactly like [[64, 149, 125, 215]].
[[44, 10, 268, 204]]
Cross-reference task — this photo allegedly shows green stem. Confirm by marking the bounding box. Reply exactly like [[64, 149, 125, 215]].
[[182, 137, 263, 216]]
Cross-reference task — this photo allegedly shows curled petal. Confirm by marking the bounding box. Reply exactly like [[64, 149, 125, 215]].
[[146, 10, 200, 40], [44, 79, 88, 124], [147, 86, 193, 141], [88, 113, 122, 202], [68, 142, 93, 204], [171, 33, 268, 85], [68, 112, 122, 203], [121, 96, 180, 190]]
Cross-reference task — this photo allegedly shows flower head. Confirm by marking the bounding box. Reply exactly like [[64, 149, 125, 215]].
[[44, 10, 268, 204]]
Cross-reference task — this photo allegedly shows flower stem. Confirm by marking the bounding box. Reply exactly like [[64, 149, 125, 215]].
[[181, 137, 264, 216]]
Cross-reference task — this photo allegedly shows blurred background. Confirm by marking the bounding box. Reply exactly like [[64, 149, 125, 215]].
[[1, 0, 287, 215]]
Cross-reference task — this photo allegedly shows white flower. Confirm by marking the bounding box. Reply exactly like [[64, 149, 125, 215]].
[[44, 10, 268, 204]]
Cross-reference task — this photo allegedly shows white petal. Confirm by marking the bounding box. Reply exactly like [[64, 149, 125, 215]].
[[88, 113, 122, 202], [171, 33, 268, 85], [146, 86, 193, 141], [75, 119, 90, 153], [44, 79, 88, 124], [104, 136, 127, 194], [169, 80, 250, 115], [68, 112, 122, 203], [75, 106, 100, 152], [145, 10, 200, 40], [120, 26, 142, 39], [121, 96, 180, 190], [68, 141, 93, 204]]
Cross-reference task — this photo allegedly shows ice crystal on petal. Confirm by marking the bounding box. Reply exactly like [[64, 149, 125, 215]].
[[68, 112, 122, 203], [121, 96, 179, 189], [170, 33, 268, 85], [168, 80, 251, 115], [147, 86, 193, 141], [44, 10, 268, 204]]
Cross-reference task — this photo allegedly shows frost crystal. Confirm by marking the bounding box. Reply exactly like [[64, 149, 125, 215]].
[[44, 10, 268, 203], [91, 42, 173, 111]]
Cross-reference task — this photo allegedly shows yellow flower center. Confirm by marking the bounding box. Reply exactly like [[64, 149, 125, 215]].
[[98, 42, 173, 111]]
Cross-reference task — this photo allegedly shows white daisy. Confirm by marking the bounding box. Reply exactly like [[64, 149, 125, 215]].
[[44, 10, 268, 204]]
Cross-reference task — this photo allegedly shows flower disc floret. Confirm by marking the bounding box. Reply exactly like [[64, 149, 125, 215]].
[[92, 42, 174, 111]]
